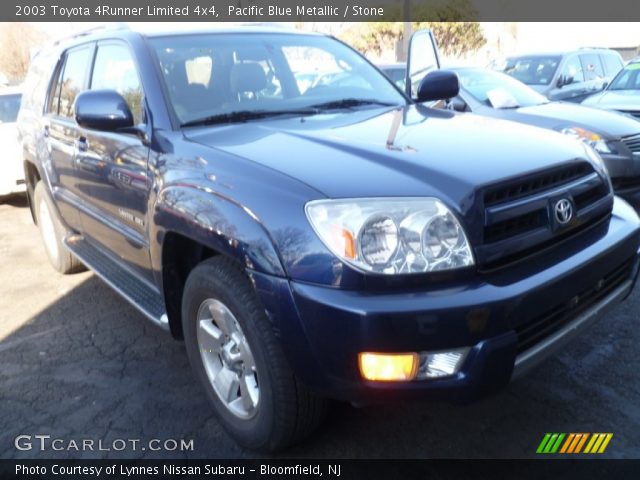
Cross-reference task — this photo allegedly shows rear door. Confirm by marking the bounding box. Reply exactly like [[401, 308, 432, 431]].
[[600, 52, 624, 83], [76, 40, 153, 279], [580, 53, 607, 99], [44, 44, 94, 230]]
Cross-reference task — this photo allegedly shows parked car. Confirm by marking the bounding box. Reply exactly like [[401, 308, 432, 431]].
[[378, 62, 406, 90], [0, 86, 24, 198], [582, 58, 640, 120], [501, 49, 623, 103], [18, 26, 640, 452], [447, 67, 640, 206]]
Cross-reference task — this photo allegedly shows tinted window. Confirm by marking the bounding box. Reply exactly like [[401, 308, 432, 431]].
[[150, 33, 404, 125], [561, 56, 585, 84], [608, 64, 640, 90], [601, 53, 623, 76], [21, 50, 57, 113], [57, 46, 92, 119], [580, 54, 605, 81], [503, 56, 561, 86], [90, 43, 144, 124], [0, 94, 21, 122]]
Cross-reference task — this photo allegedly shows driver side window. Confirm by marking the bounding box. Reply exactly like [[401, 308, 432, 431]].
[[90, 43, 144, 125], [561, 57, 585, 85]]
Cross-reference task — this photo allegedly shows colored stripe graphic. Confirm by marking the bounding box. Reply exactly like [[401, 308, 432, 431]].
[[537, 433, 565, 454], [574, 433, 589, 454], [536, 433, 552, 454], [585, 433, 613, 454], [537, 433, 613, 454]]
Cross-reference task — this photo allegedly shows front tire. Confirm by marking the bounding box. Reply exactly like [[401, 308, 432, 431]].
[[182, 257, 327, 452], [34, 181, 85, 274]]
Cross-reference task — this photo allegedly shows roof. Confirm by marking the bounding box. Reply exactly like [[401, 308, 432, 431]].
[[506, 48, 619, 59], [54, 23, 321, 47]]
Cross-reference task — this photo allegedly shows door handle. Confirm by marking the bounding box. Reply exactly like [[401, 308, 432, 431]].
[[43, 126, 49, 138], [76, 137, 88, 152]]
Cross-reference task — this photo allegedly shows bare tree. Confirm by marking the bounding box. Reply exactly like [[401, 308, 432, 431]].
[[0, 23, 46, 83]]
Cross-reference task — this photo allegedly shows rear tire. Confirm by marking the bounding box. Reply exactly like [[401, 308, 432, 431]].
[[34, 182, 85, 274], [182, 257, 327, 452]]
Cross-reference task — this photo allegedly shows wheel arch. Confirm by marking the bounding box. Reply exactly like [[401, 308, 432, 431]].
[[152, 184, 287, 339]]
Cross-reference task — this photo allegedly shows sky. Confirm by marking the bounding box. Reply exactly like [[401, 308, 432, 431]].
[[32, 22, 640, 59]]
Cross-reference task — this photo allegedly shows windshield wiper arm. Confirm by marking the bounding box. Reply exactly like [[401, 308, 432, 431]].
[[180, 108, 318, 128], [307, 98, 399, 110]]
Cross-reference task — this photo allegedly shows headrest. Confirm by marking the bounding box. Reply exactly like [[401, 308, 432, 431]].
[[230, 63, 267, 93]]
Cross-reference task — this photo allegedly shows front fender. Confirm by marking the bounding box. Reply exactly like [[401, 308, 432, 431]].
[[150, 184, 286, 279]]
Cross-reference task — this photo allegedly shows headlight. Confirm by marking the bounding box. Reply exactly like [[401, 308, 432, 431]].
[[560, 127, 612, 154], [305, 198, 474, 274]]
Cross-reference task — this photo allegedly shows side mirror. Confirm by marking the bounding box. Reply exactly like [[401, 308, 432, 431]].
[[557, 75, 573, 88], [416, 70, 460, 103], [75, 89, 134, 131]]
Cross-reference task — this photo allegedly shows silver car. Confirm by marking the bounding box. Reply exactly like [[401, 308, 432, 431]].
[[501, 49, 623, 103], [0, 86, 24, 197]]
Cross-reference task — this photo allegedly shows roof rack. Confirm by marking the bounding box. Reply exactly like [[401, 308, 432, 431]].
[[53, 23, 129, 46]]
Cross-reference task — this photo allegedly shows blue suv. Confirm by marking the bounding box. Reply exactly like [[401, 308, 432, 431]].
[[18, 26, 640, 451]]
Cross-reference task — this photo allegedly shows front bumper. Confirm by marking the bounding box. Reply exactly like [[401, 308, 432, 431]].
[[253, 198, 640, 404]]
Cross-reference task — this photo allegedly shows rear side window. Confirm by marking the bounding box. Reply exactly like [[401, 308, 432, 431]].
[[560, 56, 585, 84], [49, 46, 92, 119], [580, 54, 605, 81], [90, 43, 145, 125], [601, 53, 623, 77]]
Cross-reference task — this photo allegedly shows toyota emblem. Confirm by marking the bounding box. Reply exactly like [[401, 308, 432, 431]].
[[554, 199, 573, 225]]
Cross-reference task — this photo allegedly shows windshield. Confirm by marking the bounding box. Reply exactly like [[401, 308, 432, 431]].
[[503, 56, 561, 86], [148, 33, 405, 125], [608, 63, 640, 91], [456, 69, 548, 108], [0, 93, 21, 123]]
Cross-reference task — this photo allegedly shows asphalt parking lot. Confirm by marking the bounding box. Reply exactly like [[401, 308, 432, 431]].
[[1, 193, 639, 459]]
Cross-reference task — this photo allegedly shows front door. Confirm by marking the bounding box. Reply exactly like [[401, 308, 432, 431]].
[[76, 41, 153, 280]]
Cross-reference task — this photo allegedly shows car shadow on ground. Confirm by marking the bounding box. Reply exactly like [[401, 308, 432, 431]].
[[1, 270, 639, 459], [0, 193, 28, 208]]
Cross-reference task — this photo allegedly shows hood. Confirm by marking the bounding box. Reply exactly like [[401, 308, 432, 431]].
[[582, 90, 640, 111], [497, 101, 640, 138], [184, 105, 592, 208]]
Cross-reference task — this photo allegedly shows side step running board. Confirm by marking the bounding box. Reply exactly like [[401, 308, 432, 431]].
[[64, 236, 170, 331]]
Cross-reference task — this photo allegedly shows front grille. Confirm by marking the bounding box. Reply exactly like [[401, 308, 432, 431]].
[[477, 161, 612, 269], [484, 163, 592, 207], [622, 132, 640, 154], [484, 210, 544, 244], [515, 257, 635, 354]]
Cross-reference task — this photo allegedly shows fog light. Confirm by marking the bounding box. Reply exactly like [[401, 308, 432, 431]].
[[417, 348, 469, 379], [358, 352, 418, 381]]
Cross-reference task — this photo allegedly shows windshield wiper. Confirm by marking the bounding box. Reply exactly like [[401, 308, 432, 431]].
[[180, 108, 318, 128], [307, 98, 399, 110]]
